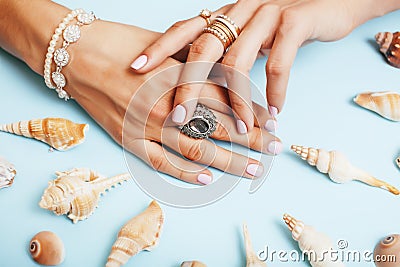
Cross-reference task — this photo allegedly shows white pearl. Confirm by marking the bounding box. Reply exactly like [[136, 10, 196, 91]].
[[45, 58, 52, 65], [44, 69, 50, 75], [51, 34, 59, 41], [59, 23, 66, 29], [49, 40, 57, 47], [67, 14, 73, 20], [46, 52, 53, 59], [47, 47, 54, 53], [55, 28, 62, 35]]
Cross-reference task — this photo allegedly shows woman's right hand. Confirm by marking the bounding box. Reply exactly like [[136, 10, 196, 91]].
[[61, 20, 281, 185]]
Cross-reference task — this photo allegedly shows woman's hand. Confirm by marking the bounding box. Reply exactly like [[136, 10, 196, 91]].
[[130, 0, 400, 130], [59, 20, 281, 185]]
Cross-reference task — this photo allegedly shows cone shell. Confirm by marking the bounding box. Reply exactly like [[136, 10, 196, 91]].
[[243, 223, 267, 267], [181, 261, 207, 267], [29, 231, 65, 266], [375, 32, 400, 68], [354, 91, 400, 121], [106, 201, 164, 267], [0, 118, 88, 151], [0, 157, 16, 190], [39, 168, 130, 223], [374, 234, 400, 267]]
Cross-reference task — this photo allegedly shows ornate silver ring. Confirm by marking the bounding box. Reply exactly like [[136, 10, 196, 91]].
[[180, 104, 217, 139]]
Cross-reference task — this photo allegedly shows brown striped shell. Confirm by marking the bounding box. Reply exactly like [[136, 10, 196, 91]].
[[0, 118, 88, 151], [375, 32, 400, 68]]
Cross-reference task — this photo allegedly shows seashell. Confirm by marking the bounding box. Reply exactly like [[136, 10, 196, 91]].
[[353, 91, 400, 121], [0, 157, 16, 189], [106, 200, 164, 267], [396, 156, 400, 169], [29, 231, 65, 266], [181, 261, 207, 267], [243, 223, 267, 267], [291, 145, 399, 195], [283, 214, 344, 267], [373, 234, 400, 267], [39, 168, 130, 223], [0, 117, 88, 151], [375, 32, 400, 68]]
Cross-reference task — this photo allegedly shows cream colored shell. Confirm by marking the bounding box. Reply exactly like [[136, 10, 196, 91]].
[[29, 231, 65, 266], [354, 91, 400, 121], [39, 168, 130, 223], [0, 157, 16, 190], [181, 261, 207, 267], [0, 118, 88, 151], [243, 223, 267, 267], [106, 200, 164, 267], [283, 214, 345, 267], [291, 145, 399, 195]]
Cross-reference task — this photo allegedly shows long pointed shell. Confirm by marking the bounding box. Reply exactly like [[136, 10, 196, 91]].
[[353, 91, 400, 121], [0, 157, 16, 190], [283, 214, 345, 267], [181, 261, 207, 267], [291, 145, 399, 195], [375, 32, 400, 68], [106, 200, 164, 267], [243, 223, 267, 267], [0, 118, 88, 151], [39, 169, 130, 223]]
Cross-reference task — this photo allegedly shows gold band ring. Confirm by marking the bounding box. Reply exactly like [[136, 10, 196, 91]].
[[199, 9, 212, 26]]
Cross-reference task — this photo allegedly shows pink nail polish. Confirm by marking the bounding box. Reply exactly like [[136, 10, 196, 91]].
[[268, 106, 278, 117], [264, 119, 277, 132], [267, 141, 283, 155], [130, 55, 148, 70], [246, 164, 264, 177], [197, 173, 212, 185], [172, 104, 186, 124], [236, 120, 248, 134]]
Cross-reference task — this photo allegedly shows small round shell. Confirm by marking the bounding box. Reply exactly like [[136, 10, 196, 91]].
[[374, 234, 400, 267], [29, 231, 65, 266]]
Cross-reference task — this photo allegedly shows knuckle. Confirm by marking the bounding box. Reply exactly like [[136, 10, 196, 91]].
[[149, 154, 168, 171], [170, 20, 187, 31], [212, 121, 229, 140], [189, 38, 208, 57], [185, 141, 205, 162], [249, 129, 263, 149], [222, 55, 249, 73], [266, 61, 287, 76], [281, 8, 301, 28], [258, 3, 281, 14]]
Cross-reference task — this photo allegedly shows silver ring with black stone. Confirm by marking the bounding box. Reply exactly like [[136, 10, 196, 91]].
[[179, 104, 217, 139]]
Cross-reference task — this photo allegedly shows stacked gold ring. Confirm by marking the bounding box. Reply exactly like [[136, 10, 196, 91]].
[[203, 14, 241, 53]]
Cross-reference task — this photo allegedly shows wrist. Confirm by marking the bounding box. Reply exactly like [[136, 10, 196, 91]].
[[348, 0, 400, 28]]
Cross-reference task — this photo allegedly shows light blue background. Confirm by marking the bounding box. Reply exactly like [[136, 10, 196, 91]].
[[1, 0, 400, 266]]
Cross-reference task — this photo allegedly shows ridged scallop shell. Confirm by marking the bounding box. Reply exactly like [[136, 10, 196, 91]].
[[29, 231, 65, 266], [291, 145, 400, 195], [374, 234, 400, 267], [0, 118, 88, 151], [106, 200, 164, 267], [39, 168, 130, 223], [243, 223, 267, 267], [375, 32, 400, 68], [0, 157, 16, 189], [353, 91, 400, 121], [283, 214, 345, 267], [181, 261, 207, 267]]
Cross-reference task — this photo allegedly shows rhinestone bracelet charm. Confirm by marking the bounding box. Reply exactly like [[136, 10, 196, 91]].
[[44, 9, 97, 100]]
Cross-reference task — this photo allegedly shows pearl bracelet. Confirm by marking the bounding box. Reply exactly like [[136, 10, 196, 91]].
[[44, 8, 97, 100]]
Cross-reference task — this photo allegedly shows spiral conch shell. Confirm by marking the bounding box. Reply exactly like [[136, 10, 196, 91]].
[[0, 157, 16, 190], [0, 118, 88, 151], [375, 32, 400, 68], [29, 231, 65, 266], [373, 234, 400, 267], [106, 200, 164, 267], [243, 223, 267, 267], [39, 168, 130, 223], [291, 145, 399, 195], [283, 214, 344, 267], [181, 261, 207, 267], [353, 91, 400, 121]]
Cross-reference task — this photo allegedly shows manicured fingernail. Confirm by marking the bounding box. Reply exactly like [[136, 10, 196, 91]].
[[172, 104, 186, 124], [268, 106, 278, 117], [246, 164, 264, 177], [264, 119, 277, 132], [197, 173, 213, 185], [267, 141, 283, 155], [130, 55, 148, 70], [236, 120, 248, 134]]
